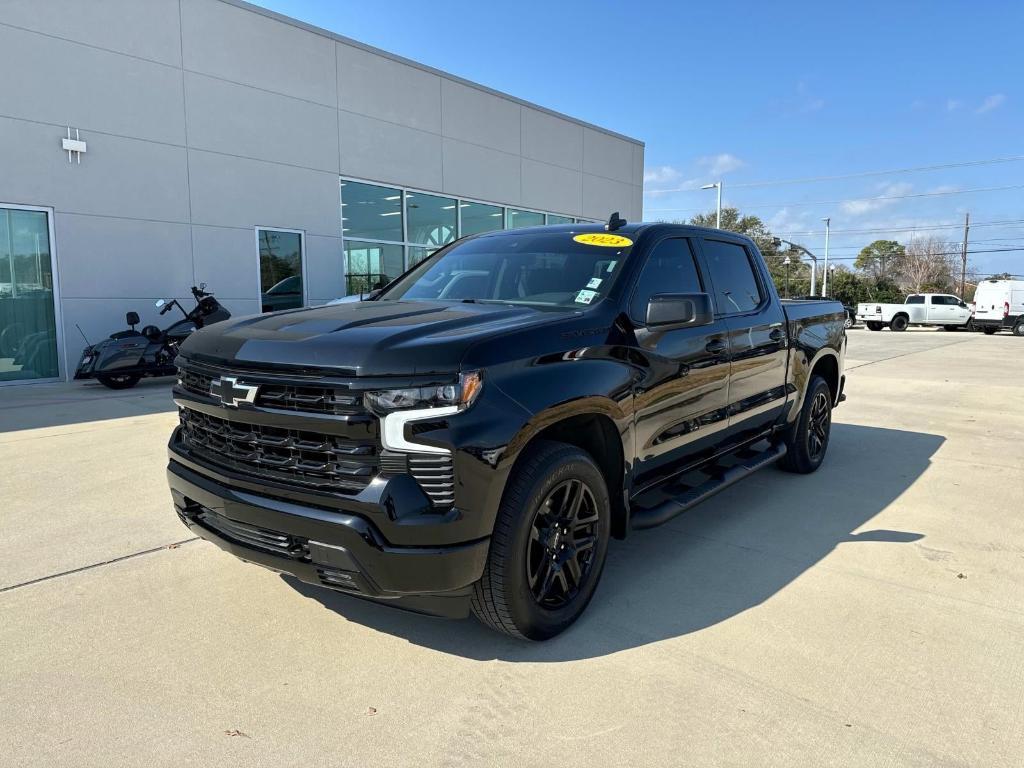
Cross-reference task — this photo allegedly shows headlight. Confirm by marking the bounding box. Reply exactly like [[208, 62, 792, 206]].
[[365, 371, 482, 415]]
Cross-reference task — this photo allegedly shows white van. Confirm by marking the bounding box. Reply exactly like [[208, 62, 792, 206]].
[[973, 279, 1024, 336]]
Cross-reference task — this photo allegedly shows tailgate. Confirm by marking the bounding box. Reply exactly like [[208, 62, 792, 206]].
[[857, 303, 883, 318]]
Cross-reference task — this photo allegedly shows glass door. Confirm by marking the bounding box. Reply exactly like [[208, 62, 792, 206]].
[[0, 207, 60, 382], [257, 228, 305, 313]]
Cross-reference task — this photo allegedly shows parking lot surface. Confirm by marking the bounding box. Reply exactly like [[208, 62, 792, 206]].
[[2, 328, 1022, 767]]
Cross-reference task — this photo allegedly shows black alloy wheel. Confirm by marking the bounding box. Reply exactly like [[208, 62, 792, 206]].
[[97, 373, 141, 389], [526, 479, 600, 609], [806, 390, 832, 462], [471, 440, 610, 640], [778, 374, 833, 474]]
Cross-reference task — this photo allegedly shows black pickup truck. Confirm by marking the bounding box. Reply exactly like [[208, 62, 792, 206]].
[[167, 219, 846, 639]]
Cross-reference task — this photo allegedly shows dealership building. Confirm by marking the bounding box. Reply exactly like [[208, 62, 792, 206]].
[[0, 0, 643, 384]]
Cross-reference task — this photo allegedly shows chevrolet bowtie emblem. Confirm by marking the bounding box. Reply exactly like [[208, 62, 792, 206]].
[[210, 376, 258, 408]]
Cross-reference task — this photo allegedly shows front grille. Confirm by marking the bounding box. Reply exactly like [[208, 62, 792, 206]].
[[408, 454, 455, 506], [195, 507, 309, 560], [180, 408, 376, 492], [179, 366, 362, 415]]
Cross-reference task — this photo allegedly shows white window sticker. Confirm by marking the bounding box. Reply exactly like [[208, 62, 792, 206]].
[[586, 277, 603, 289], [606, 260, 617, 273], [574, 289, 598, 305]]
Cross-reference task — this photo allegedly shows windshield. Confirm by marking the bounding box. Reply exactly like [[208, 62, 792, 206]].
[[379, 231, 633, 307]]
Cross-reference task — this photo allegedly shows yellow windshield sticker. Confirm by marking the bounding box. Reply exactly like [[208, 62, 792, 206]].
[[573, 233, 633, 248]]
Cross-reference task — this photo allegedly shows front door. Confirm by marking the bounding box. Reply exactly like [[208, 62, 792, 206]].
[[698, 236, 789, 443], [0, 206, 60, 383], [630, 237, 732, 491]]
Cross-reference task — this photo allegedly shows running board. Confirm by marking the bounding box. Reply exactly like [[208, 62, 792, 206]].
[[630, 442, 788, 530]]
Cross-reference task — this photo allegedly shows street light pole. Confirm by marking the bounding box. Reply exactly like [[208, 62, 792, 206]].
[[701, 182, 722, 229], [783, 255, 791, 298], [821, 217, 831, 296], [773, 237, 818, 295]]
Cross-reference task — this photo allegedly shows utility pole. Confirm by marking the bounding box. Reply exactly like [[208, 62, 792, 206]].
[[960, 212, 970, 298]]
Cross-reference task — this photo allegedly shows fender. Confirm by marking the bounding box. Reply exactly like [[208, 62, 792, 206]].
[[784, 345, 842, 426]]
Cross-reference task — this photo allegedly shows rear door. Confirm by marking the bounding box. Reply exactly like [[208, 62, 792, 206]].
[[697, 236, 789, 444], [630, 236, 731, 490]]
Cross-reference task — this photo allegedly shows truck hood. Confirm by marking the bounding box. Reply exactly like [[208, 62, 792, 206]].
[[180, 299, 574, 377]]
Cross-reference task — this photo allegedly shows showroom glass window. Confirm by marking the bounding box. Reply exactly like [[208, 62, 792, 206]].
[[341, 181, 403, 241], [506, 209, 545, 229], [258, 229, 304, 313], [344, 241, 404, 295], [339, 177, 601, 295], [406, 192, 456, 249], [459, 202, 504, 237], [0, 208, 59, 381]]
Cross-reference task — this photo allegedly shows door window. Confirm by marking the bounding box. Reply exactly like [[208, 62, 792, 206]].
[[701, 239, 763, 315], [629, 238, 702, 323], [258, 229, 304, 313], [0, 208, 59, 381]]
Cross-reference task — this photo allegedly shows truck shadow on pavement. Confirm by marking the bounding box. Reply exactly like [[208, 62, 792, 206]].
[[284, 423, 940, 661]]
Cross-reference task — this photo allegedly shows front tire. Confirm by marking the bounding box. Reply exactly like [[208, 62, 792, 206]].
[[1013, 323, 1024, 337], [778, 375, 833, 474], [97, 373, 141, 389], [471, 441, 610, 640], [890, 315, 909, 332], [943, 325, 959, 332]]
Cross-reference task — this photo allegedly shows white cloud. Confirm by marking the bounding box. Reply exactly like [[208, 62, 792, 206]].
[[697, 153, 744, 176], [976, 93, 1006, 114], [841, 182, 914, 216], [946, 98, 963, 112], [643, 165, 682, 185]]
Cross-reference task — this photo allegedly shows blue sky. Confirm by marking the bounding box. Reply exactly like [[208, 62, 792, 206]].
[[256, 0, 1022, 278]]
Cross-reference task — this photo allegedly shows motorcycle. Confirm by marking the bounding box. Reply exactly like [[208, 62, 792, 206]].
[[74, 284, 230, 389]]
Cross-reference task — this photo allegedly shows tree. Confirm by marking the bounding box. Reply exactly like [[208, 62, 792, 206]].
[[898, 236, 958, 293], [855, 240, 906, 279]]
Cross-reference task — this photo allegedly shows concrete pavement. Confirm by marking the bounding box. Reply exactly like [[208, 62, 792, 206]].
[[1, 328, 1022, 767]]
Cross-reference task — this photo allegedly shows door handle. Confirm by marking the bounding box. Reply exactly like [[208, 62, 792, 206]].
[[705, 339, 727, 355], [769, 328, 785, 342]]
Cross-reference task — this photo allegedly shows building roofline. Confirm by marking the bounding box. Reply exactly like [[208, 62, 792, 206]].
[[224, 0, 644, 148]]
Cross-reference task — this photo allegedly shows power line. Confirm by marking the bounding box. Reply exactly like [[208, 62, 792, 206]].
[[771, 218, 1024, 238], [644, 154, 1024, 194], [646, 183, 1024, 214]]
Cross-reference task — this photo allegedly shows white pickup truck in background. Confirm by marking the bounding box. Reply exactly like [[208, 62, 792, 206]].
[[857, 293, 973, 332]]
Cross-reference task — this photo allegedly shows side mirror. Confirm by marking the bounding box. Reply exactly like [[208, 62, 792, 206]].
[[959, 301, 968, 308], [646, 293, 714, 330], [125, 311, 140, 327], [364, 289, 383, 301]]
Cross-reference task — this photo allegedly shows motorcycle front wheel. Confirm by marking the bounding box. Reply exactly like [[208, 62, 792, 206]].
[[97, 373, 141, 390]]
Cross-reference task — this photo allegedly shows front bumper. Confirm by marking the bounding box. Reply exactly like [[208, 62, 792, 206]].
[[168, 458, 490, 618]]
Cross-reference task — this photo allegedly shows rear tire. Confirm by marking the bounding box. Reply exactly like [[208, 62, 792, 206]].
[[1013, 323, 1024, 337], [778, 375, 833, 475], [866, 322, 883, 331], [97, 373, 141, 389], [983, 326, 998, 335], [890, 315, 909, 332], [471, 440, 611, 640]]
